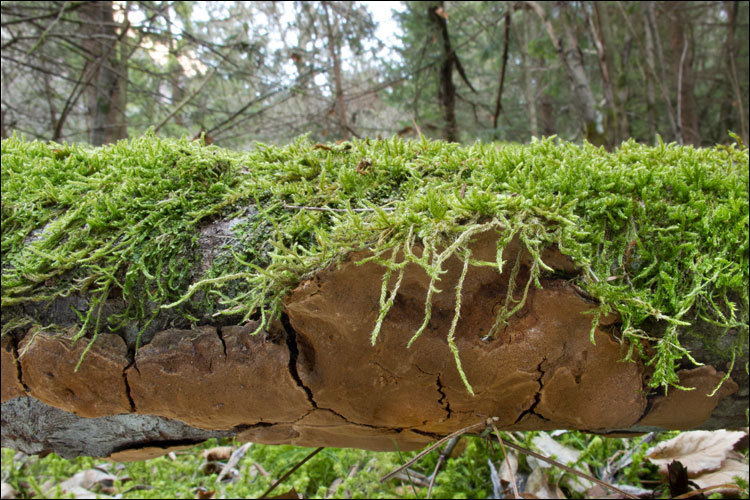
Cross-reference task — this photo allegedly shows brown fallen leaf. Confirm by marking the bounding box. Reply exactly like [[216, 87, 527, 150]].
[[195, 486, 216, 499], [647, 430, 747, 476], [203, 446, 233, 462], [268, 488, 302, 499], [57, 468, 116, 494]]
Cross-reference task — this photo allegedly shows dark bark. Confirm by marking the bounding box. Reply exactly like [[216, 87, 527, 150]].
[[430, 2, 458, 143], [492, 11, 511, 136]]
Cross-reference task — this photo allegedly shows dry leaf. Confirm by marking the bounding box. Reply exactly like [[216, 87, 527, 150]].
[[203, 446, 233, 462], [58, 469, 116, 493], [268, 487, 302, 499], [691, 451, 749, 493], [585, 483, 652, 499], [525, 466, 566, 499], [647, 430, 747, 476], [1, 483, 17, 500], [531, 433, 592, 493], [499, 450, 519, 485]]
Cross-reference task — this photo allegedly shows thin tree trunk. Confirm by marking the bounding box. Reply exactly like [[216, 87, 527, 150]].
[[430, 2, 458, 143], [587, 2, 618, 148], [512, 9, 538, 138], [666, 2, 700, 146], [642, 2, 680, 143], [724, 1, 748, 144], [491, 11, 511, 138], [527, 1, 605, 146], [79, 1, 127, 146], [322, 1, 349, 140], [638, 5, 658, 143]]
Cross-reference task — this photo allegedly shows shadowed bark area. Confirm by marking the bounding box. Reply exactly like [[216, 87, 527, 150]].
[[1, 230, 745, 460]]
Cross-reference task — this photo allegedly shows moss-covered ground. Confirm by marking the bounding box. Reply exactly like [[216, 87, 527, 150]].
[[1, 133, 748, 392], [0, 431, 726, 499]]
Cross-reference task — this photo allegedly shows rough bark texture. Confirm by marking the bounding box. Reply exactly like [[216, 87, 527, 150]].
[[1, 229, 745, 460]]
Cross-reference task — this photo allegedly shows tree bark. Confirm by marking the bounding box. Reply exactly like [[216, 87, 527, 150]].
[[491, 11, 511, 137], [79, 1, 127, 146], [587, 2, 618, 149], [2, 227, 746, 460], [430, 2, 458, 143], [666, 2, 700, 146], [512, 9, 538, 138], [723, 1, 748, 145], [527, 1, 605, 146], [322, 1, 349, 140]]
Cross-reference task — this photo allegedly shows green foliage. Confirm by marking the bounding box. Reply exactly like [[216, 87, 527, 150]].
[[1, 431, 719, 499], [1, 133, 748, 393]]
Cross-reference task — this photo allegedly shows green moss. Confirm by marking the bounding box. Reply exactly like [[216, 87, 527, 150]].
[[1, 132, 748, 392]]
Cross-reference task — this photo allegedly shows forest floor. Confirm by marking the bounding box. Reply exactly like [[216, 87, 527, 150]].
[[2, 428, 748, 499]]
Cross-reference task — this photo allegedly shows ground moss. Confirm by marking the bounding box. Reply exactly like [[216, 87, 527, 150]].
[[1, 132, 747, 392]]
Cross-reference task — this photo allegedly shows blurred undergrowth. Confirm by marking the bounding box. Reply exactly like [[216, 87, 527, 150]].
[[0, 431, 688, 499]]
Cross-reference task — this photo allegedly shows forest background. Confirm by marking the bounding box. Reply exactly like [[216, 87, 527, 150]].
[[2, 2, 750, 499], [1, 1, 748, 150]]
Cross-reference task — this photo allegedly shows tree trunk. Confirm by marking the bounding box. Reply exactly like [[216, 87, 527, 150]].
[[2, 229, 746, 459], [723, 1, 748, 145], [430, 2, 458, 143], [79, 1, 127, 146], [322, 1, 349, 140], [512, 9, 538, 138], [527, 1, 605, 146], [587, 3, 619, 149], [491, 11, 511, 138], [666, 2, 700, 146]]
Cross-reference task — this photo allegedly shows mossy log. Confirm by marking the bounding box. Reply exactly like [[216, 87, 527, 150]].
[[1, 135, 747, 459]]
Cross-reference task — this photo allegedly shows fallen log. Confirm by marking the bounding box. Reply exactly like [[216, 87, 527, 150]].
[[1, 135, 747, 459]]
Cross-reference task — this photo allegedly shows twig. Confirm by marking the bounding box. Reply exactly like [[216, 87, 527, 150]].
[[603, 432, 657, 482], [155, 67, 217, 133], [490, 423, 520, 499], [258, 447, 324, 499], [216, 442, 252, 483], [381, 419, 496, 483], [282, 201, 396, 213], [427, 436, 460, 499], [672, 483, 746, 499], [488, 433, 639, 499]]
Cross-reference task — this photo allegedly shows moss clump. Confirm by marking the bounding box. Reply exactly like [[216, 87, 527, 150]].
[[2, 132, 748, 392]]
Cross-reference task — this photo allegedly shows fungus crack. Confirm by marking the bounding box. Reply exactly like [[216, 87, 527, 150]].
[[122, 348, 137, 412], [514, 359, 548, 424], [216, 326, 227, 358], [11, 335, 31, 393], [280, 313, 317, 408], [436, 375, 452, 419]]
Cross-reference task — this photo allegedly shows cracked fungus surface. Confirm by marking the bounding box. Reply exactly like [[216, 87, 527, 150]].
[[1, 133, 748, 398]]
